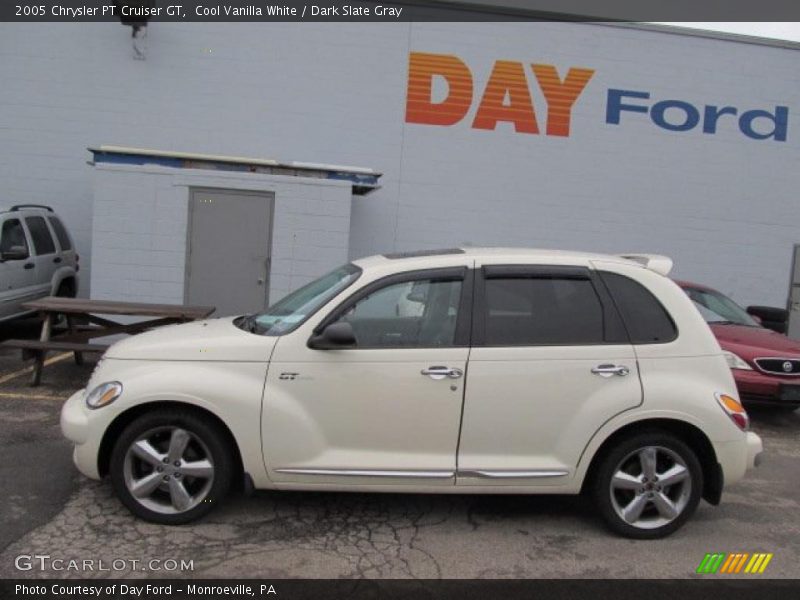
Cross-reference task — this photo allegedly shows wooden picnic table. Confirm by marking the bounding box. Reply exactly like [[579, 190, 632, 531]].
[[0, 297, 215, 386]]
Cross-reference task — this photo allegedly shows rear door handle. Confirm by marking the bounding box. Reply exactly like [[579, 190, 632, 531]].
[[421, 366, 463, 380], [591, 364, 630, 378], [53, 257, 62, 264], [23, 263, 34, 270]]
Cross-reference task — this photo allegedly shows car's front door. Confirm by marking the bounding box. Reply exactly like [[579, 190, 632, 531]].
[[457, 263, 642, 486], [0, 217, 37, 318], [263, 267, 472, 486]]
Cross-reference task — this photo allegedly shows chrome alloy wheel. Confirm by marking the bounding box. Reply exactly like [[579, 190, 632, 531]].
[[609, 445, 692, 530], [122, 426, 215, 515]]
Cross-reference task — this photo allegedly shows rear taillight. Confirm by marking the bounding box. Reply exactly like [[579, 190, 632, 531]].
[[76, 254, 80, 271], [715, 393, 749, 431]]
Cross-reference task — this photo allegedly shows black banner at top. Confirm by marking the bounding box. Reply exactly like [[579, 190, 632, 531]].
[[2, 0, 800, 22]]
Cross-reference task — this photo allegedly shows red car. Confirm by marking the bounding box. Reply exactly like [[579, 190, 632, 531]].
[[678, 281, 800, 410]]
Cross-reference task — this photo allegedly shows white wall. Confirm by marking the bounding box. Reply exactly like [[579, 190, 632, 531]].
[[91, 163, 352, 305], [1, 21, 798, 307]]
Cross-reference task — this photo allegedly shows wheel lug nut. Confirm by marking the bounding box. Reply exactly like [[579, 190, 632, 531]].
[[174, 473, 181, 478], [162, 458, 169, 464], [162, 475, 169, 482], [174, 461, 181, 467], [156, 466, 163, 473]]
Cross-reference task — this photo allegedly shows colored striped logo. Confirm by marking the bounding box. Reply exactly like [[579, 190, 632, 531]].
[[696, 553, 773, 574]]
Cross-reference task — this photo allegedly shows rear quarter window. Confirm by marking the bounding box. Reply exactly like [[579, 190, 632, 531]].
[[47, 216, 72, 251], [599, 271, 677, 344]]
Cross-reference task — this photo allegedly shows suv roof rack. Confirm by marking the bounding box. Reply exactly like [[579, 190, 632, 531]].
[[10, 204, 54, 212]]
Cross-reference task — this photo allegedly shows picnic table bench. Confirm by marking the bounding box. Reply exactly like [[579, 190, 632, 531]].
[[0, 297, 215, 386]]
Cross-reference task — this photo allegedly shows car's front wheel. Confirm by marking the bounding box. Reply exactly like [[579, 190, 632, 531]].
[[109, 409, 234, 524], [592, 431, 703, 539]]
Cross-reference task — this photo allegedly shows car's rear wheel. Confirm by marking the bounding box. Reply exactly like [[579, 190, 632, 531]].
[[592, 432, 703, 539], [109, 409, 234, 524]]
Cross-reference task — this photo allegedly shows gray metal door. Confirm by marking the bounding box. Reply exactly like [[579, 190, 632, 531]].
[[186, 189, 274, 317], [788, 244, 800, 340]]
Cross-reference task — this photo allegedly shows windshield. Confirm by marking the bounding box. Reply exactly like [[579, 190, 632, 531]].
[[245, 264, 361, 335], [684, 286, 760, 327]]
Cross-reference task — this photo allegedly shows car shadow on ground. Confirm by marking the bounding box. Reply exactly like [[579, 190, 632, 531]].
[[225, 487, 600, 535]]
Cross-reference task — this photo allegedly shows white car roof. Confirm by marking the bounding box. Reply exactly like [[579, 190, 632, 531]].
[[353, 247, 672, 275]]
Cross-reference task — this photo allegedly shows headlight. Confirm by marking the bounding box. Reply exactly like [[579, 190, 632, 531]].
[[723, 351, 753, 371], [85, 381, 123, 409]]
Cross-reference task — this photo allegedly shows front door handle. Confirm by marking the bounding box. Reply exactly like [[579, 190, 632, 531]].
[[421, 366, 463, 380], [591, 364, 630, 378], [23, 262, 34, 270]]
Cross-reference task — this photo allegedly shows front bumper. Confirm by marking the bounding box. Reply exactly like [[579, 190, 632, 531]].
[[60, 388, 103, 480], [733, 368, 800, 407]]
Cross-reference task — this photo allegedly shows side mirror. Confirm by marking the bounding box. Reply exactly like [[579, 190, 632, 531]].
[[308, 321, 357, 350], [746, 305, 789, 334], [0, 246, 28, 261]]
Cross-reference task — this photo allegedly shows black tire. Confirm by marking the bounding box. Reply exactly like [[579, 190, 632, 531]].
[[109, 408, 234, 525], [53, 279, 77, 329], [55, 279, 76, 298], [591, 431, 703, 539]]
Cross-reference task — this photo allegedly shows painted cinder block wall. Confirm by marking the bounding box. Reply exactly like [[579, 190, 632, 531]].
[[0, 21, 798, 307], [91, 164, 353, 305]]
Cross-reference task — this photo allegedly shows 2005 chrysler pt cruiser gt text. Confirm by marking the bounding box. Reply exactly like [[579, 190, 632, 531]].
[[61, 248, 763, 539]]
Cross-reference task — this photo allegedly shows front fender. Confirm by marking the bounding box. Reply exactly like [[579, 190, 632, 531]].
[[89, 358, 272, 487]]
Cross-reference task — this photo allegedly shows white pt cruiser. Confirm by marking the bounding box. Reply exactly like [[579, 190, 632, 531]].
[[61, 248, 762, 538]]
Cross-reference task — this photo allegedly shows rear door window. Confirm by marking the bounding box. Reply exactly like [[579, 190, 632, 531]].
[[479, 269, 607, 346], [24, 216, 56, 255]]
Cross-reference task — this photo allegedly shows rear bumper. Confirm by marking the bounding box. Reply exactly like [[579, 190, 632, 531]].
[[714, 431, 763, 487], [746, 431, 763, 468]]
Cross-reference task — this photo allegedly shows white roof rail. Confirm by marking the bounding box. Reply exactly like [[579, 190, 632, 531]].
[[618, 254, 674, 276]]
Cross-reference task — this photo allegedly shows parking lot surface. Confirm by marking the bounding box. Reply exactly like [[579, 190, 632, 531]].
[[1, 320, 798, 579]]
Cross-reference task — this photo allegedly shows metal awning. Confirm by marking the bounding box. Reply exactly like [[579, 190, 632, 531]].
[[88, 145, 381, 195]]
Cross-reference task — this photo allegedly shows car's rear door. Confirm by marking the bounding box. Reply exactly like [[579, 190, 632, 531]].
[[23, 215, 59, 298], [457, 262, 642, 487]]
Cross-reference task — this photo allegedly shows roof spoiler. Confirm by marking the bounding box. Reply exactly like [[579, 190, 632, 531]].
[[617, 254, 674, 276]]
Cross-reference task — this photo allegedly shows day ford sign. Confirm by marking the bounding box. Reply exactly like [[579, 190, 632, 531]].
[[405, 52, 789, 142]]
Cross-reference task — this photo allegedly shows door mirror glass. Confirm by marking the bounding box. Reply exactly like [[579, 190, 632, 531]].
[[308, 321, 357, 350]]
